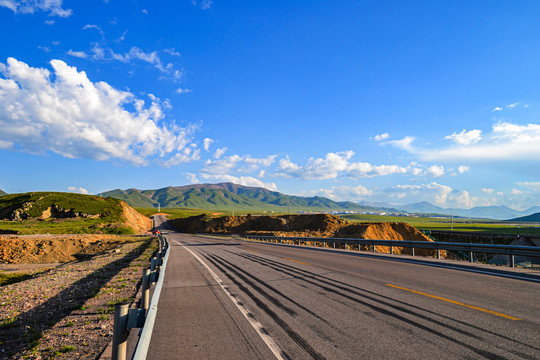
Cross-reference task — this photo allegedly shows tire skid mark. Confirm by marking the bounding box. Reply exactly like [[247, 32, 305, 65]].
[[238, 251, 540, 352], [237, 252, 513, 360], [211, 253, 333, 326], [175, 240, 288, 360], [201, 252, 327, 360]]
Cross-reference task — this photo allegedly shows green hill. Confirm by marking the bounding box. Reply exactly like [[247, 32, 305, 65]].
[[0, 192, 148, 234], [0, 190, 6, 196], [100, 183, 399, 213], [509, 212, 540, 222]]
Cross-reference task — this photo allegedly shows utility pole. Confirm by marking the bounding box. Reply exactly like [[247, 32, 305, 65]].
[[158, 203, 160, 212], [451, 214, 453, 231]]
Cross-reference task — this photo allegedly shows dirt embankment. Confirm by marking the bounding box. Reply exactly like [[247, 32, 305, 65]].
[[0, 235, 130, 264], [120, 201, 153, 234], [170, 214, 442, 257]]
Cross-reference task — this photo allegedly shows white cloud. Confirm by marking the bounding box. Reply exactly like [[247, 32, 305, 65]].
[[142, 9, 148, 14], [203, 154, 276, 175], [511, 188, 523, 195], [492, 106, 502, 111], [176, 88, 192, 94], [165, 49, 181, 57], [38, 46, 51, 52], [213, 147, 228, 159], [393, 122, 540, 162], [185, 172, 200, 184], [387, 136, 415, 152], [276, 151, 353, 180], [203, 138, 213, 152], [300, 185, 372, 202], [482, 188, 494, 194], [200, 174, 277, 191], [372, 133, 389, 141], [444, 129, 482, 145], [387, 182, 453, 206], [454, 190, 476, 208], [68, 186, 89, 194], [426, 165, 445, 178], [0, 58, 198, 165], [457, 165, 469, 174], [347, 162, 408, 177], [67, 50, 88, 59], [1, 0, 72, 17], [507, 102, 519, 108], [516, 181, 540, 190], [44, 19, 54, 25]]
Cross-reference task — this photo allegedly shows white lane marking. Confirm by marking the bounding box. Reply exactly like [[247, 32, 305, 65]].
[[174, 240, 285, 360]]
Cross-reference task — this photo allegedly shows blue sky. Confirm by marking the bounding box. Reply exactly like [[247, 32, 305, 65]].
[[1, 0, 540, 210]]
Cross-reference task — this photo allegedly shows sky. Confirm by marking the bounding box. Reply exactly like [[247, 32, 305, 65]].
[[1, 0, 540, 210]]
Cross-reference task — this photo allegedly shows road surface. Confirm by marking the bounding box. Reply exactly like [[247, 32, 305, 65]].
[[147, 216, 540, 359]]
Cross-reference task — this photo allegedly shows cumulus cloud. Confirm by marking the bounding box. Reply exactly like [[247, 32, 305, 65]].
[[511, 188, 523, 195], [199, 174, 277, 191], [372, 133, 389, 141], [492, 106, 502, 111], [213, 147, 227, 159], [1, 0, 72, 17], [426, 165, 445, 178], [203, 154, 276, 175], [185, 172, 200, 184], [68, 186, 89, 194], [482, 188, 494, 194], [457, 165, 469, 174], [276, 151, 353, 180], [0, 58, 198, 165], [516, 181, 540, 190], [300, 185, 372, 201], [203, 138, 213, 152], [390, 122, 540, 162], [444, 129, 482, 145], [276, 152, 437, 180]]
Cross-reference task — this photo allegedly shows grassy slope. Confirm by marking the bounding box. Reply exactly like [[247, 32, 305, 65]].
[[104, 183, 395, 213], [0, 190, 6, 196], [509, 212, 540, 222], [340, 214, 540, 236], [0, 192, 135, 235]]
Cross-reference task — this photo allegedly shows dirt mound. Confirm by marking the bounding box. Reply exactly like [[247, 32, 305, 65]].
[[0, 235, 128, 264], [170, 214, 441, 257], [120, 201, 153, 234]]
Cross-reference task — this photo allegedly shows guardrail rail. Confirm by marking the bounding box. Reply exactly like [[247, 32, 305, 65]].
[[244, 235, 540, 268], [111, 232, 170, 360]]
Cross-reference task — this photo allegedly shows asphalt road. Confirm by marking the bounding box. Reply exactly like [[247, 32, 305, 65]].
[[147, 217, 540, 359]]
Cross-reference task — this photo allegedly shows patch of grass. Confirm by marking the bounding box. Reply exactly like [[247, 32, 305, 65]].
[[0, 271, 35, 287], [54, 345, 75, 355], [0, 315, 18, 329], [65, 321, 74, 327]]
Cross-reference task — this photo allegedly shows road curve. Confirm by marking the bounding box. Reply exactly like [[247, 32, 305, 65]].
[[147, 218, 540, 359]]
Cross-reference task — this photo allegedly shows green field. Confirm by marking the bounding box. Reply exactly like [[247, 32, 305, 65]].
[[339, 214, 540, 236], [135, 207, 289, 219]]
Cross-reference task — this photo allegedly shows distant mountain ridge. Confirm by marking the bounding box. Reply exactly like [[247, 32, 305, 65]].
[[509, 212, 540, 222], [100, 183, 400, 213], [100, 183, 540, 220], [0, 190, 6, 196]]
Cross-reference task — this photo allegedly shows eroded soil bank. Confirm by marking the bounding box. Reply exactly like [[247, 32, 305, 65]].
[[169, 214, 440, 256]]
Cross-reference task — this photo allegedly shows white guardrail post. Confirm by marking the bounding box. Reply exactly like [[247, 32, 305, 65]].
[[111, 233, 170, 360]]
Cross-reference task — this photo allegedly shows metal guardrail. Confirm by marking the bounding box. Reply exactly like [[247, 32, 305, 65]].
[[244, 235, 540, 268], [111, 233, 170, 360]]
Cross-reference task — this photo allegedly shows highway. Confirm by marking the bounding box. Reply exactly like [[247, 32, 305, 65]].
[[147, 216, 540, 359]]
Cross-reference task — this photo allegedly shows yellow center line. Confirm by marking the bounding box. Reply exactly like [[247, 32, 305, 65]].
[[284, 258, 311, 266], [385, 284, 521, 321]]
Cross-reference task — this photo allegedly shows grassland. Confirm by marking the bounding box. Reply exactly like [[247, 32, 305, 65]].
[[339, 214, 540, 236], [0, 192, 135, 235]]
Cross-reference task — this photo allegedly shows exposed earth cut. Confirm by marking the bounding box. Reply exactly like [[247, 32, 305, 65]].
[[169, 214, 441, 256]]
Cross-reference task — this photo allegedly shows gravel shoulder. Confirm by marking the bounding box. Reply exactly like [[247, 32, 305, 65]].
[[0, 236, 157, 359]]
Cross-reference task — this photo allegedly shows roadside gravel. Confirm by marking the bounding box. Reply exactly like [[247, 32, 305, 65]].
[[0, 236, 157, 359]]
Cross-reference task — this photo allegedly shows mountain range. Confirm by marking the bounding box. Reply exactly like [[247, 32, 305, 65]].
[[100, 183, 399, 213], [100, 183, 540, 220]]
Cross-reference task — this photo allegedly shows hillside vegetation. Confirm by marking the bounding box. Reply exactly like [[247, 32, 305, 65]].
[[0, 192, 151, 234], [0, 190, 6, 196], [102, 182, 398, 213], [509, 212, 540, 222]]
